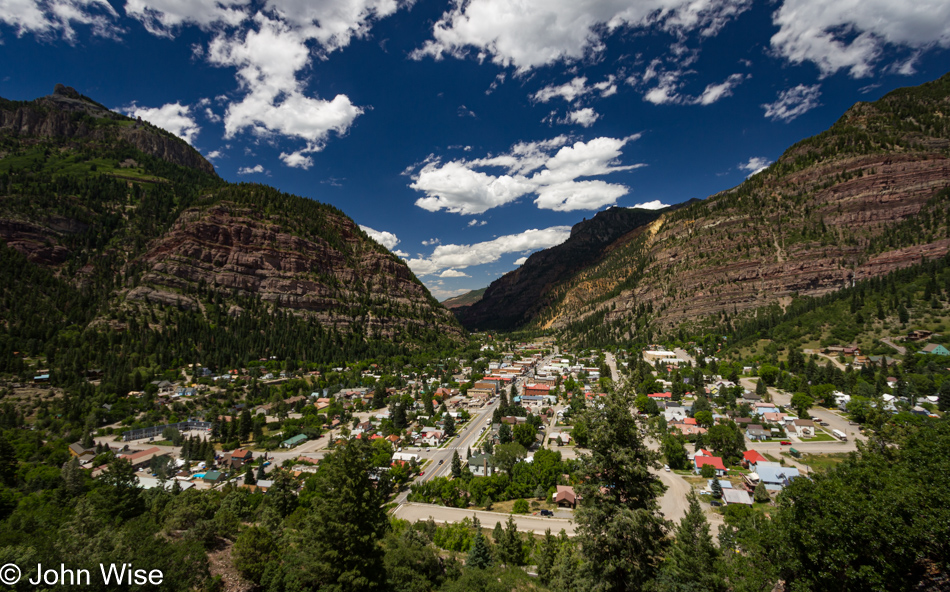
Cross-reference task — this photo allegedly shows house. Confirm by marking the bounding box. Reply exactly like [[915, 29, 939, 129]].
[[468, 453, 495, 477], [201, 471, 224, 484], [420, 430, 446, 447], [281, 434, 308, 449], [749, 462, 800, 491], [722, 489, 753, 506], [549, 431, 572, 445], [224, 449, 253, 469], [707, 479, 733, 490], [746, 426, 770, 441], [906, 329, 933, 341], [671, 423, 707, 436], [762, 412, 788, 424], [792, 419, 815, 438], [68, 442, 97, 463], [694, 455, 727, 476], [554, 485, 577, 508], [920, 343, 950, 356], [742, 450, 768, 468], [647, 392, 673, 399], [121, 446, 166, 470]]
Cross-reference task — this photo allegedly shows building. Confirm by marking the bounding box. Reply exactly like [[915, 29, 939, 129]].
[[68, 442, 96, 463], [792, 419, 815, 438], [920, 343, 950, 356], [746, 426, 770, 441], [694, 455, 727, 476], [468, 454, 495, 477], [281, 434, 308, 449], [224, 449, 253, 469], [554, 485, 577, 508]]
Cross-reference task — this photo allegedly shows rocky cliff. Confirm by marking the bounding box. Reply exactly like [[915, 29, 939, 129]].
[[0, 86, 462, 356], [457, 72, 950, 343]]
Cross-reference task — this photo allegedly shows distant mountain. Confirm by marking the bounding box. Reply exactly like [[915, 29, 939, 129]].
[[454, 203, 695, 331], [455, 72, 950, 345], [0, 85, 461, 384], [442, 287, 487, 309]]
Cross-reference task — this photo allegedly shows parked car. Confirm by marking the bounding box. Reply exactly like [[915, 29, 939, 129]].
[[438, 459, 444, 465], [664, 465, 670, 472], [780, 440, 792, 445], [418, 471, 425, 476], [710, 501, 722, 507], [540, 509, 554, 516]]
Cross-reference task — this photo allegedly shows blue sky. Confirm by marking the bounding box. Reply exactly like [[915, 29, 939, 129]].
[[2, 0, 949, 300]]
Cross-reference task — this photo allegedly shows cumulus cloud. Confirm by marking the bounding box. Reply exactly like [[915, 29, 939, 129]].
[[640, 69, 747, 106], [407, 225, 572, 276], [421, 238, 441, 246], [439, 269, 470, 278], [763, 84, 821, 122], [359, 225, 401, 250], [411, 0, 752, 72], [468, 219, 487, 227], [770, 0, 950, 78], [206, 150, 222, 159], [125, 102, 200, 144], [560, 108, 600, 127], [410, 135, 643, 215], [279, 150, 314, 169], [0, 0, 121, 42], [237, 164, 265, 174], [739, 156, 771, 176], [513, 256, 528, 265], [632, 200, 669, 210]]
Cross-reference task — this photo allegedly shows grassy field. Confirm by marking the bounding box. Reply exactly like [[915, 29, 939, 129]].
[[789, 452, 851, 473], [801, 432, 837, 442]]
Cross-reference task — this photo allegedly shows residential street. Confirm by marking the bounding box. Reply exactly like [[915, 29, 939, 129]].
[[393, 502, 576, 535]]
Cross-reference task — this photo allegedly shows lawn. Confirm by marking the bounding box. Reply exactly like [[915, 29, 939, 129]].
[[801, 432, 837, 442], [790, 452, 851, 473]]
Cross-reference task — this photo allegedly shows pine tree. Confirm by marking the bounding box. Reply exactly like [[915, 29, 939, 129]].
[[244, 464, 257, 486], [537, 529, 559, 585], [451, 450, 462, 478], [655, 491, 723, 591], [497, 515, 526, 567], [754, 480, 770, 503], [256, 462, 266, 481], [468, 517, 493, 569], [711, 477, 723, 500], [444, 414, 456, 437]]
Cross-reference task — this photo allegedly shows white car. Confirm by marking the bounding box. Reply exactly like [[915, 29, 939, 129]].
[[664, 465, 670, 472]]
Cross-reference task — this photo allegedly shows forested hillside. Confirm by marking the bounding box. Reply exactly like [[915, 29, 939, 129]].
[[457, 72, 950, 347], [0, 85, 462, 393]]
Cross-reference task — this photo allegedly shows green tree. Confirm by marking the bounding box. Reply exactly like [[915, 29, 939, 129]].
[[574, 390, 669, 591], [244, 464, 256, 486], [95, 457, 145, 522], [513, 422, 537, 449], [0, 433, 17, 486], [232, 526, 277, 585], [290, 439, 389, 592], [694, 410, 713, 429], [655, 491, 723, 592], [536, 529, 559, 585], [467, 516, 493, 569], [662, 436, 689, 471], [700, 463, 715, 479], [384, 527, 446, 592], [492, 442, 526, 477], [790, 392, 814, 418], [451, 450, 462, 479], [496, 515, 527, 566], [498, 422, 512, 444], [444, 414, 456, 437], [755, 378, 767, 396], [711, 477, 723, 500], [512, 498, 529, 514], [753, 481, 769, 503]]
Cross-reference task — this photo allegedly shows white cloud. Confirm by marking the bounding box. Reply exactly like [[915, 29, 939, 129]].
[[439, 269, 470, 278], [514, 256, 528, 265], [738, 156, 771, 176], [770, 0, 950, 78], [124, 0, 249, 36], [468, 219, 487, 227], [421, 238, 441, 246], [412, 0, 751, 72], [410, 135, 643, 215], [0, 0, 121, 42], [279, 150, 314, 169], [533, 77, 590, 103], [207, 15, 364, 157], [393, 250, 409, 258], [641, 69, 747, 105], [560, 108, 600, 127], [125, 101, 200, 144], [632, 200, 668, 210], [694, 73, 746, 105], [359, 225, 401, 250], [763, 84, 821, 122], [237, 164, 265, 174], [263, 0, 404, 56], [407, 226, 572, 276], [429, 286, 470, 301], [206, 150, 222, 159]]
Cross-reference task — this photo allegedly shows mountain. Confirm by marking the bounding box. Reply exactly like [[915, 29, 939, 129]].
[[442, 287, 487, 309], [455, 72, 950, 344], [454, 203, 695, 331], [0, 85, 461, 383]]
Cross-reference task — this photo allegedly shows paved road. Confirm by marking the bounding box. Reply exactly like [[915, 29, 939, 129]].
[[604, 352, 622, 385], [415, 398, 501, 484], [394, 502, 576, 535]]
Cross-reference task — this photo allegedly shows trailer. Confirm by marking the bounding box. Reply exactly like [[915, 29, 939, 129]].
[[832, 429, 847, 441]]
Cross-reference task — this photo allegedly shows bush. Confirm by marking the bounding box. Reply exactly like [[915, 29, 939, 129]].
[[512, 498, 529, 514]]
